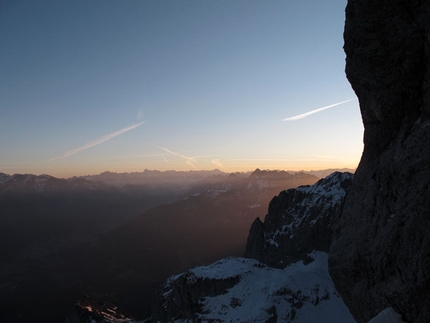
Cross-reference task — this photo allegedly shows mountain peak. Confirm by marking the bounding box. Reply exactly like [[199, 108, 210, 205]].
[[245, 172, 353, 268]]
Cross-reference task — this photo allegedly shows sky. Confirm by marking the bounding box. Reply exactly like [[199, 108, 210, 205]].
[[0, 0, 363, 178]]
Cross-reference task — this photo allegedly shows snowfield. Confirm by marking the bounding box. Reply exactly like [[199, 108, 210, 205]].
[[163, 252, 357, 323]]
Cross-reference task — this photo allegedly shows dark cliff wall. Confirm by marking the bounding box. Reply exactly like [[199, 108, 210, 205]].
[[151, 269, 241, 322], [329, 1, 430, 323]]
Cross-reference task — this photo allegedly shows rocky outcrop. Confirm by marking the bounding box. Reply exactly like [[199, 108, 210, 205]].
[[65, 294, 137, 323], [329, 1, 430, 323], [245, 172, 353, 268], [149, 173, 356, 323], [151, 265, 241, 322], [150, 253, 356, 323]]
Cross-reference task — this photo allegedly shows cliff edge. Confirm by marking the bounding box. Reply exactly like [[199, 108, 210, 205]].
[[150, 173, 355, 323], [329, 1, 430, 323], [245, 172, 353, 268]]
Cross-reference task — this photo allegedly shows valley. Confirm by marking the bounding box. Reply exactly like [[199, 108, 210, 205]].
[[0, 168, 335, 322]]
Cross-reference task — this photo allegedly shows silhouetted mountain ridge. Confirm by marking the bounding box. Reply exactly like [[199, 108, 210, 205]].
[[0, 168, 342, 322]]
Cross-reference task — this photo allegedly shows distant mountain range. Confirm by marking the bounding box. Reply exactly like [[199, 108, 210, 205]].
[[77, 168, 355, 187], [0, 168, 350, 322]]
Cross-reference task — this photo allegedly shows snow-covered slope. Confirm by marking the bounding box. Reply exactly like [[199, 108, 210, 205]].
[[152, 252, 356, 323], [148, 172, 356, 323], [245, 172, 353, 268]]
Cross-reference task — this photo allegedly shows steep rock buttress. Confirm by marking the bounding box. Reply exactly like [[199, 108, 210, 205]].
[[245, 172, 353, 268], [150, 173, 355, 323], [329, 1, 430, 323]]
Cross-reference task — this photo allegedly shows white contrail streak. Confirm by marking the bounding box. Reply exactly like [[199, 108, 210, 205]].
[[161, 154, 169, 163], [282, 99, 353, 121], [49, 122, 146, 161], [151, 144, 198, 169], [211, 159, 224, 170]]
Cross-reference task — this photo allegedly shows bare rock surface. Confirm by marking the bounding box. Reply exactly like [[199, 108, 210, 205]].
[[65, 294, 137, 323], [329, 1, 430, 323], [150, 253, 356, 323], [245, 172, 353, 268]]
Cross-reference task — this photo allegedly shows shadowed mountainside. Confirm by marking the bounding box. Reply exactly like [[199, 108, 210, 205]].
[[0, 169, 320, 322]]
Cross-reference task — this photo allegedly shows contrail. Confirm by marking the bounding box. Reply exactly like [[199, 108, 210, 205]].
[[151, 144, 198, 169], [49, 121, 146, 161], [282, 99, 353, 121], [161, 154, 169, 163], [211, 159, 224, 170]]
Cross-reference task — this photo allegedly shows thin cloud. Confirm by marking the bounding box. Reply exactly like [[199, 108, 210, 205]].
[[282, 99, 353, 121], [49, 122, 146, 161], [211, 159, 224, 170], [151, 144, 198, 169], [161, 154, 169, 163]]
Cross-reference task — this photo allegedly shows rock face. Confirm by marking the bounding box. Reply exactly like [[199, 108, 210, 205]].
[[329, 1, 430, 323], [150, 172, 356, 323], [245, 172, 353, 268], [153, 270, 240, 322], [151, 253, 356, 323], [65, 294, 137, 323], [151, 266, 241, 322]]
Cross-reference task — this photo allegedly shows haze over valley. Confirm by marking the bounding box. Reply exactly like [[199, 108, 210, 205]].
[[0, 168, 353, 321]]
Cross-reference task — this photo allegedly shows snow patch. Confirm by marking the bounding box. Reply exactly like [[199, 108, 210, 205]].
[[34, 174, 51, 192], [297, 172, 352, 203], [367, 307, 406, 323], [0, 173, 11, 183], [167, 252, 356, 323], [206, 189, 228, 198]]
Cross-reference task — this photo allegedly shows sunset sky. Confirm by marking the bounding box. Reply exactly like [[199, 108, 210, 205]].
[[0, 0, 363, 178]]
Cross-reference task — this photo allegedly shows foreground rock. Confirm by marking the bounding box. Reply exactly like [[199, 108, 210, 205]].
[[245, 172, 353, 268], [329, 1, 430, 323], [151, 253, 356, 323], [65, 294, 137, 323]]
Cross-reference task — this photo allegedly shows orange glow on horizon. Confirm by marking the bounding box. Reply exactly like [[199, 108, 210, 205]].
[[31, 163, 357, 178]]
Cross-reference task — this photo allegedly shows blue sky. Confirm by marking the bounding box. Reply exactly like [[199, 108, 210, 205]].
[[0, 0, 363, 177]]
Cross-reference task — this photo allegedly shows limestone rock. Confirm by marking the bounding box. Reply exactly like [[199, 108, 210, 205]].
[[245, 172, 353, 268], [150, 265, 241, 322], [329, 1, 430, 322], [150, 253, 356, 323]]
